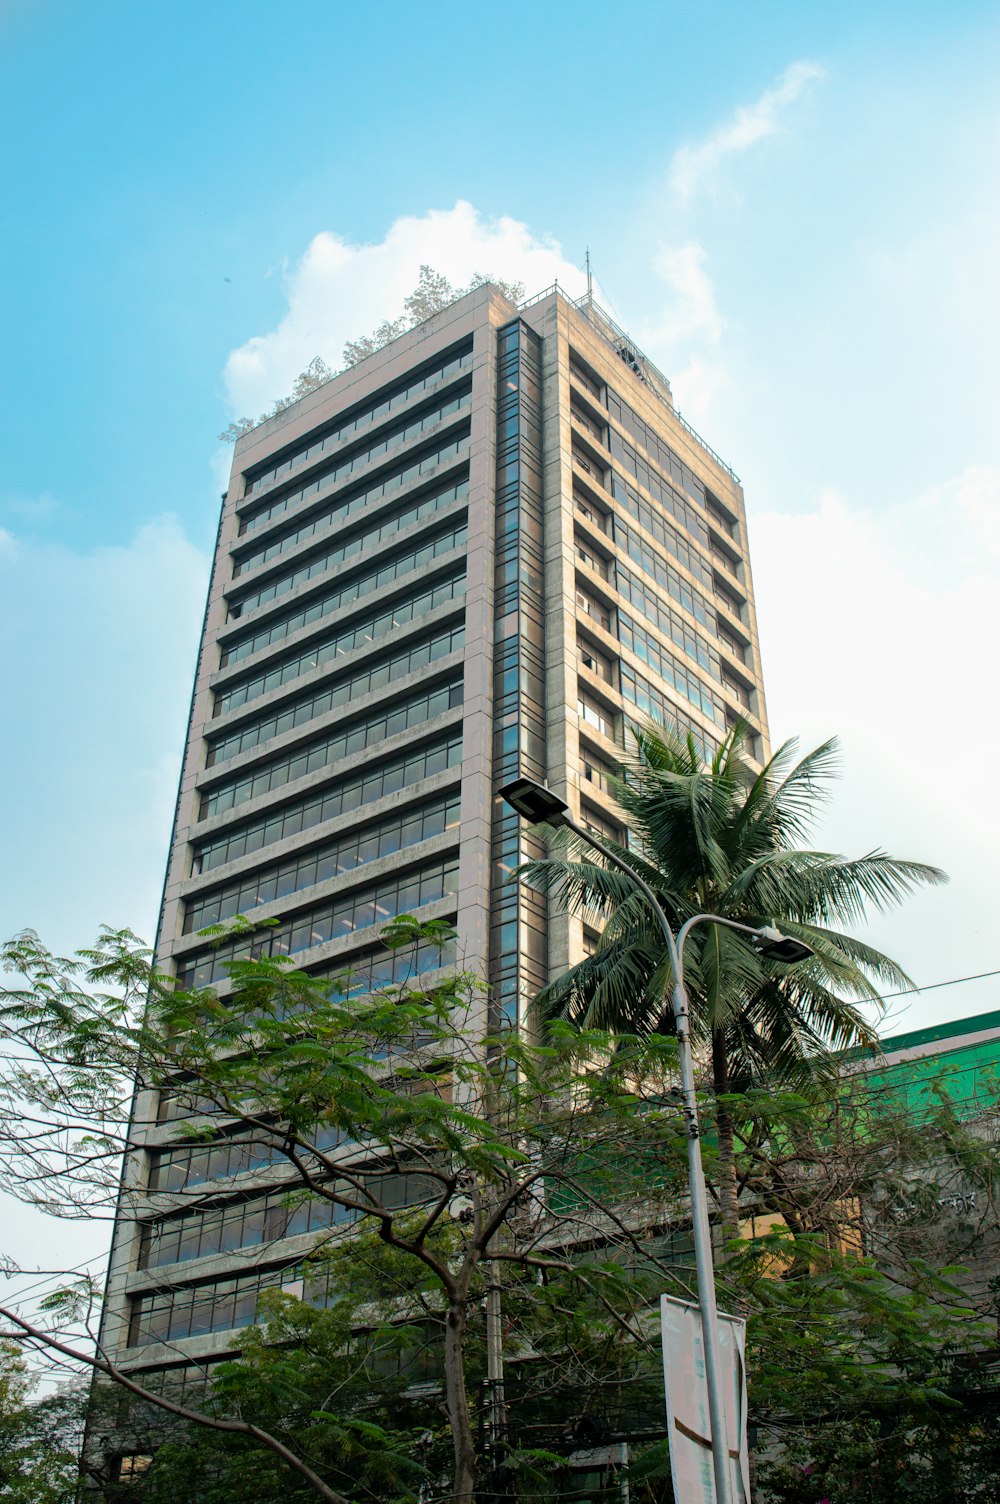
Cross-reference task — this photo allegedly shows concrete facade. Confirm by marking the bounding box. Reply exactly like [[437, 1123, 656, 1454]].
[[97, 283, 769, 1420]]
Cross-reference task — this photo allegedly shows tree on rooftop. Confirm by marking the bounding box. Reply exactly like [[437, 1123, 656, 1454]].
[[220, 265, 527, 440]]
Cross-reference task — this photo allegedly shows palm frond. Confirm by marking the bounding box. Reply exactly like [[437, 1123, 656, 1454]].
[[521, 728, 940, 1090]]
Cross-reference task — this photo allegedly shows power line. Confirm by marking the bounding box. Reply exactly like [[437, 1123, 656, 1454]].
[[0, 1254, 107, 1306], [877, 968, 1000, 1003]]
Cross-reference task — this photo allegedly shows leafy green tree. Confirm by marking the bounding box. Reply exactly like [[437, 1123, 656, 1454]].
[[2, 908, 995, 1502], [220, 264, 528, 441], [520, 723, 945, 1232], [0, 1345, 86, 1503], [718, 1067, 1000, 1503], [0, 921, 693, 1503], [343, 265, 524, 367], [218, 355, 336, 442]]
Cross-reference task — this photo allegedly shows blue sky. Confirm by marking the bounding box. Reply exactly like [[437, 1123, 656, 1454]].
[[2, 0, 999, 1293], [4, 0, 997, 550]]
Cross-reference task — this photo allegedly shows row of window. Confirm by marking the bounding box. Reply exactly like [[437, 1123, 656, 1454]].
[[231, 480, 463, 618], [206, 622, 465, 767], [607, 388, 734, 527], [613, 517, 716, 633], [127, 1264, 303, 1347], [199, 679, 463, 820], [149, 1126, 332, 1193], [120, 1363, 217, 1410], [243, 343, 472, 498], [620, 665, 717, 764], [192, 733, 462, 874], [176, 857, 460, 988], [153, 941, 454, 1166], [156, 1084, 220, 1123], [142, 1188, 344, 1271], [184, 793, 461, 932], [215, 573, 465, 718], [608, 474, 713, 589], [618, 614, 725, 728], [222, 520, 469, 666], [609, 461, 710, 555], [129, 1254, 445, 1350], [142, 1171, 438, 1270], [234, 469, 468, 580], [615, 566, 720, 680], [239, 388, 471, 536]]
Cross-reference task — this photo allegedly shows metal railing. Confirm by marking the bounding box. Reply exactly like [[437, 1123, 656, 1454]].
[[518, 281, 742, 486]]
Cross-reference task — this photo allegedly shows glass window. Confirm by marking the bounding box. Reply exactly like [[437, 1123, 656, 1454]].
[[207, 624, 464, 769], [199, 685, 464, 822], [178, 859, 459, 988], [578, 694, 616, 741], [241, 373, 473, 524], [222, 522, 468, 665]]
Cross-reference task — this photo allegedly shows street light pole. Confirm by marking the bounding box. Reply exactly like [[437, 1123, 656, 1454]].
[[499, 776, 814, 1504]]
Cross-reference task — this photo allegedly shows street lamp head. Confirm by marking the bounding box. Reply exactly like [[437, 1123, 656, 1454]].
[[499, 777, 570, 827], [755, 925, 815, 965]]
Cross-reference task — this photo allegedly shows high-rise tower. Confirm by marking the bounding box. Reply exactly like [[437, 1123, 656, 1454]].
[[97, 281, 768, 1416]]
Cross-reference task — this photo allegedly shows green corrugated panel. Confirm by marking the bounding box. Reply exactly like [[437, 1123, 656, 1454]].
[[859, 1035, 1000, 1121]]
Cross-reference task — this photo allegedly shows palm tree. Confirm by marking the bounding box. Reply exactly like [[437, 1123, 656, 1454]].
[[519, 722, 946, 1235]]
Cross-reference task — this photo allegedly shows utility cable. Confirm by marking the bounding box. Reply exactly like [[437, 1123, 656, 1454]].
[[876, 968, 1000, 1003]]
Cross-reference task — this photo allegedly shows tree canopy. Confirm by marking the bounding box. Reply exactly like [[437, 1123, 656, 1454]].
[[1, 906, 996, 1502], [519, 721, 946, 1232]]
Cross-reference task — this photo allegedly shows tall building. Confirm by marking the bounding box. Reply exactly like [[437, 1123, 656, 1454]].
[[97, 281, 769, 1413]]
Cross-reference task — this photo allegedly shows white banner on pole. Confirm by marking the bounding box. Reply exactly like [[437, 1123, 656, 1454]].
[[660, 1294, 750, 1504]]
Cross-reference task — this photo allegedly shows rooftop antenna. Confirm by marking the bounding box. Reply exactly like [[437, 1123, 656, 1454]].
[[585, 247, 593, 307]]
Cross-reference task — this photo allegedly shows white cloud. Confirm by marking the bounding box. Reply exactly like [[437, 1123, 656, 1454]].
[[0, 516, 209, 954], [669, 60, 825, 201], [223, 202, 586, 417], [638, 242, 728, 428], [0, 490, 60, 525], [751, 466, 1000, 1030], [649, 242, 725, 346]]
